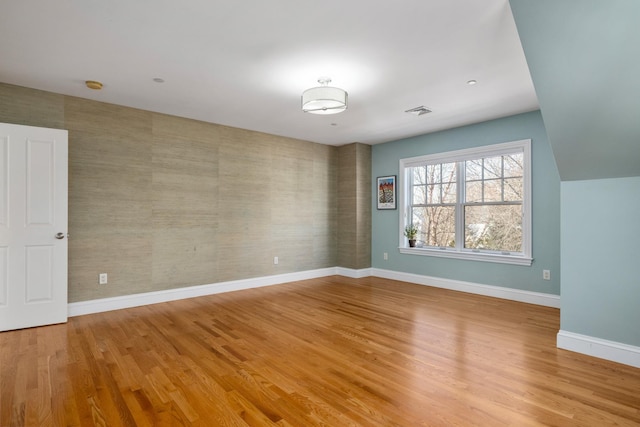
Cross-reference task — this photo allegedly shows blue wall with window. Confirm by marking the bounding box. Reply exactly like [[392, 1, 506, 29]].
[[371, 110, 561, 295]]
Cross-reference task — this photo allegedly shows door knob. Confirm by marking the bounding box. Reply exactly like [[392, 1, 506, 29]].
[[55, 232, 66, 240]]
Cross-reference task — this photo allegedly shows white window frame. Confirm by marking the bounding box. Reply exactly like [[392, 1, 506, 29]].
[[398, 139, 532, 266]]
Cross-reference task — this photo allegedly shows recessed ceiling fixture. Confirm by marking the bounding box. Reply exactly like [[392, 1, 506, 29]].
[[405, 106, 432, 116], [302, 77, 348, 115], [467, 79, 478, 85], [85, 80, 103, 90]]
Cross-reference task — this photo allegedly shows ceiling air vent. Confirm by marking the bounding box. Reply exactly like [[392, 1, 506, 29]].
[[405, 106, 432, 116]]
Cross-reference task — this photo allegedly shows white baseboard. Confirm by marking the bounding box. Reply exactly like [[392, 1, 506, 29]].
[[68, 266, 558, 318], [557, 330, 640, 368], [336, 267, 373, 278], [370, 268, 560, 308], [68, 267, 337, 317]]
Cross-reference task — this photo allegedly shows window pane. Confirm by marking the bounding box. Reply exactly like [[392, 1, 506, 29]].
[[504, 154, 523, 178], [504, 178, 523, 201], [483, 178, 503, 202], [483, 156, 502, 179], [465, 180, 482, 203], [465, 159, 483, 181], [413, 167, 426, 185], [441, 162, 456, 183], [427, 184, 441, 204], [412, 185, 426, 205], [426, 164, 441, 183], [464, 204, 522, 252], [412, 206, 456, 247], [441, 181, 457, 203]]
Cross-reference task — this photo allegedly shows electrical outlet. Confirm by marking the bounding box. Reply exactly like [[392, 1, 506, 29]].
[[383, 252, 388, 261], [273, 256, 279, 265], [99, 273, 108, 285], [543, 270, 550, 281]]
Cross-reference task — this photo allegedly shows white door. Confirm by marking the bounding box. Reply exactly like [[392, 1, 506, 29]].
[[0, 123, 68, 331]]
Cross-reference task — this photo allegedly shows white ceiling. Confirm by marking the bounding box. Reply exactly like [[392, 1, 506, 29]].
[[0, 0, 539, 146]]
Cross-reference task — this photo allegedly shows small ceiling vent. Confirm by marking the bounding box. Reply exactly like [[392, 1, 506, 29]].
[[405, 106, 432, 116]]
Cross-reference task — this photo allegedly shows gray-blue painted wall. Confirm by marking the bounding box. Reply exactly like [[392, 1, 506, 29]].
[[371, 110, 561, 295], [561, 177, 640, 346], [509, 0, 640, 351], [510, 0, 640, 181]]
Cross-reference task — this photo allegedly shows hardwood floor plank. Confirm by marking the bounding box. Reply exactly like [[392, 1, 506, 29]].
[[2, 276, 640, 426]]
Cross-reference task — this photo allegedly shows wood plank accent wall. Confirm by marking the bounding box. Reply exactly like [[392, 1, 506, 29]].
[[0, 82, 369, 302]]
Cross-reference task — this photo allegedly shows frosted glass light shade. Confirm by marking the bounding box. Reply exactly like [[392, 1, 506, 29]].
[[302, 85, 348, 114]]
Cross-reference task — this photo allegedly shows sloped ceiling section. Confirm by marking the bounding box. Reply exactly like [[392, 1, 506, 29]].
[[510, 0, 640, 181]]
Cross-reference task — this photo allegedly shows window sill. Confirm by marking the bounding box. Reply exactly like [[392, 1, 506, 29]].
[[398, 247, 533, 266]]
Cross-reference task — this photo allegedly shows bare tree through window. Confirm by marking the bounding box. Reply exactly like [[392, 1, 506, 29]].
[[407, 150, 525, 254], [463, 153, 523, 252], [411, 162, 456, 247]]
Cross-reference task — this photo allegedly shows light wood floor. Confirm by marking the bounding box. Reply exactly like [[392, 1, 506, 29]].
[[2, 276, 639, 426]]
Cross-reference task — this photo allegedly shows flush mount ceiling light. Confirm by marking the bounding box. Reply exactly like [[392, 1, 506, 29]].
[[302, 77, 348, 115]]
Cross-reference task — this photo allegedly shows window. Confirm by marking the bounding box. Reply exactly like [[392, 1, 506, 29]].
[[399, 140, 532, 265]]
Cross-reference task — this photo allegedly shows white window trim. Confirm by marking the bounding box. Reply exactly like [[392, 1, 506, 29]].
[[398, 139, 533, 266]]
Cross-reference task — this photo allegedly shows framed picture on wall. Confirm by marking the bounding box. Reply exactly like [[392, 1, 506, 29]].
[[376, 175, 397, 210]]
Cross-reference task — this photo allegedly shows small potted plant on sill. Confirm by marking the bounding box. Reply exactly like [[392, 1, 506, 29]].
[[404, 223, 419, 247]]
